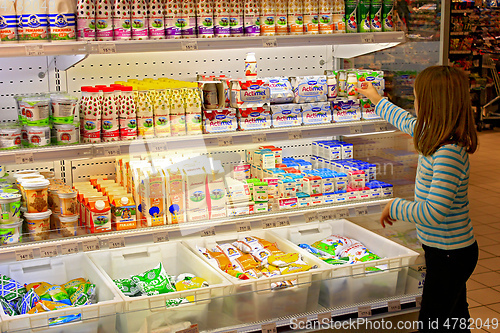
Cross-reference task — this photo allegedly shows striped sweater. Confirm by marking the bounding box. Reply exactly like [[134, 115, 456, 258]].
[[375, 99, 475, 250]]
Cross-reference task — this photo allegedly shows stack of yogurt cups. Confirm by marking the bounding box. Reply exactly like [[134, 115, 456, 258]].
[[0, 169, 22, 245]]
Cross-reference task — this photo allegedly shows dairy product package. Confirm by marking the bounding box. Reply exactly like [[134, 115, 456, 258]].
[[169, 88, 184, 115], [214, 0, 230, 37], [203, 108, 237, 133], [360, 99, 380, 120], [266, 77, 294, 104], [216, 75, 231, 107], [131, 0, 148, 39], [154, 115, 171, 137], [113, 0, 131, 39], [95, 0, 113, 40], [0, 1, 17, 42], [358, 0, 371, 32], [184, 165, 208, 222], [137, 115, 155, 137], [233, 164, 250, 181], [48, 0, 77, 40], [196, 0, 214, 38], [287, 0, 303, 34], [77, 0, 96, 40], [139, 170, 166, 226], [345, 0, 358, 33], [237, 106, 271, 131], [301, 102, 332, 125], [371, 0, 382, 32], [206, 159, 227, 219], [382, 0, 395, 31], [230, 79, 271, 108], [260, 0, 275, 36], [303, 0, 319, 34], [148, 0, 165, 39], [243, 0, 259, 36], [119, 87, 137, 140], [332, 99, 361, 122], [183, 87, 202, 114], [169, 114, 186, 136], [20, 0, 49, 41], [165, 166, 185, 224], [165, 0, 181, 38], [101, 88, 120, 141], [357, 70, 385, 95], [181, 0, 196, 38], [319, 0, 333, 34], [271, 104, 301, 128], [291, 76, 328, 103], [186, 113, 202, 135], [275, 0, 287, 35], [229, 0, 243, 36]]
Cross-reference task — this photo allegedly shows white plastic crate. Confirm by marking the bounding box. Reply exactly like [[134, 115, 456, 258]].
[[182, 230, 331, 323], [0, 253, 122, 333], [88, 241, 233, 333], [271, 219, 419, 307]]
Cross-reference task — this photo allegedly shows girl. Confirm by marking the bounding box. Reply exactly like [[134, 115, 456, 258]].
[[359, 66, 478, 333]]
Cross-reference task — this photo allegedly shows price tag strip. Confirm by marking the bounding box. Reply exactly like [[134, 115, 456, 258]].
[[40, 245, 58, 258], [262, 220, 276, 229], [262, 38, 278, 48], [261, 322, 277, 333], [153, 142, 167, 153], [103, 146, 120, 156], [25, 45, 45, 56], [61, 243, 79, 255], [82, 239, 100, 252], [108, 236, 125, 249], [275, 216, 290, 227], [358, 305, 372, 318], [318, 210, 336, 222], [15, 152, 34, 165], [288, 130, 302, 140], [218, 136, 233, 147], [350, 125, 363, 135], [388, 300, 401, 312], [200, 227, 216, 237], [361, 33, 375, 43], [375, 123, 389, 132], [181, 40, 198, 51], [305, 211, 318, 223], [153, 231, 169, 243], [355, 206, 368, 216], [236, 221, 251, 232], [16, 249, 34, 262], [98, 43, 117, 54], [336, 208, 350, 219], [252, 133, 267, 143]]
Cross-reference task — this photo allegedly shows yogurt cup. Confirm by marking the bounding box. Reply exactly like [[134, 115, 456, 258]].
[[13, 170, 40, 181], [25, 126, 51, 148], [24, 209, 51, 241], [57, 189, 78, 216], [16, 175, 45, 184], [59, 214, 78, 237], [50, 94, 78, 124], [20, 96, 51, 126], [52, 123, 79, 145], [0, 193, 21, 223], [21, 179, 50, 213], [40, 171, 55, 179], [0, 125, 22, 150], [0, 220, 23, 245], [48, 186, 61, 213], [0, 189, 20, 195]]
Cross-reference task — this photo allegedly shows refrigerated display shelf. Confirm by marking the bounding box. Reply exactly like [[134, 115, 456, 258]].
[[0, 119, 395, 164], [0, 198, 392, 263], [0, 32, 405, 58]]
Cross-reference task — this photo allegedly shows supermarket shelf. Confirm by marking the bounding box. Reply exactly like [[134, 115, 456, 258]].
[[0, 197, 392, 263], [451, 9, 474, 14], [0, 32, 405, 59], [449, 50, 472, 54], [0, 119, 395, 164], [206, 293, 422, 333], [450, 31, 471, 35]]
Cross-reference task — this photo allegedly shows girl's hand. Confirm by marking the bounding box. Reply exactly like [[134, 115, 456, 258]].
[[357, 82, 382, 104], [381, 199, 396, 228]]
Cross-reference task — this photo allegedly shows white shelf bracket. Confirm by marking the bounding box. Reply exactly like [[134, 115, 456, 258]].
[[333, 42, 402, 59], [55, 54, 89, 71]]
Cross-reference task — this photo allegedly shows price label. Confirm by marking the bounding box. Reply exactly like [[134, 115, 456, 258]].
[[236, 221, 251, 232], [153, 142, 167, 152], [177, 324, 199, 333], [317, 312, 331, 325], [82, 239, 100, 252], [319, 210, 336, 222], [104, 146, 120, 156], [375, 123, 389, 132], [15, 152, 34, 165], [388, 300, 401, 312], [25, 45, 45, 56], [181, 40, 198, 51], [98, 43, 117, 54], [350, 125, 363, 135], [61, 243, 79, 255], [261, 322, 277, 333], [200, 227, 216, 237], [304, 211, 318, 223], [336, 208, 350, 219], [262, 38, 278, 48], [40, 246, 58, 258], [275, 216, 290, 227], [262, 220, 276, 229], [355, 207, 369, 216], [252, 133, 267, 143], [358, 305, 372, 318], [108, 236, 125, 249], [218, 136, 233, 147], [153, 231, 169, 243], [416, 296, 422, 308], [288, 130, 302, 140], [361, 33, 375, 43], [16, 249, 34, 262], [295, 317, 308, 327]]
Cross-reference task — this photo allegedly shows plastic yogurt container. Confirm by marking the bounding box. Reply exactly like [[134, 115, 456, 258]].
[[24, 209, 52, 241], [0, 220, 23, 244], [20, 96, 51, 126], [21, 179, 50, 213], [57, 189, 78, 216], [59, 214, 78, 237], [25, 126, 51, 147], [50, 94, 78, 124], [52, 123, 79, 145], [0, 124, 22, 150], [0, 193, 21, 223]]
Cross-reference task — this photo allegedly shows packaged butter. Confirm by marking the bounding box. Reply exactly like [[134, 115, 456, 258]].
[[291, 76, 328, 103]]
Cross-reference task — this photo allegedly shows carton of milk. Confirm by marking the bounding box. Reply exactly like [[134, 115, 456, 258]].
[[291, 76, 328, 103], [332, 99, 361, 122], [183, 165, 209, 222], [301, 102, 332, 125], [140, 170, 166, 227], [203, 108, 237, 133], [237, 106, 271, 130], [206, 159, 227, 219], [271, 104, 301, 128]]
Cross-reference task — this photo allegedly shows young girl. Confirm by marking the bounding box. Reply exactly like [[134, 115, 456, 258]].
[[359, 66, 478, 333]]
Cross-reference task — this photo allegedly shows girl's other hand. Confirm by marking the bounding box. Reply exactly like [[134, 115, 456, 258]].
[[381, 199, 396, 228], [357, 82, 382, 104]]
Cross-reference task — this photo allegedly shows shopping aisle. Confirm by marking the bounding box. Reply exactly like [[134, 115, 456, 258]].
[[466, 129, 500, 333]]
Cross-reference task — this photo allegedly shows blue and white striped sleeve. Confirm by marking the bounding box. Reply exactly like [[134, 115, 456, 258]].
[[375, 99, 417, 137], [389, 147, 466, 227]]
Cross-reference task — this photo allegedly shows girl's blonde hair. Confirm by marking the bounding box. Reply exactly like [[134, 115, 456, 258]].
[[413, 66, 478, 156]]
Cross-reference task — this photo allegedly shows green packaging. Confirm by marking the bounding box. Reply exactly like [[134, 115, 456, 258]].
[[113, 278, 141, 297], [63, 278, 86, 297], [358, 0, 371, 32], [345, 0, 359, 33], [382, 0, 395, 31], [370, 0, 383, 32], [0, 296, 17, 316], [69, 282, 96, 306], [47, 285, 71, 306], [131, 263, 176, 296], [165, 297, 190, 308]]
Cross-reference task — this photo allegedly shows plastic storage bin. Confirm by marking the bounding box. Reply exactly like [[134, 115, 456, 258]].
[[182, 230, 331, 323], [0, 253, 122, 333], [88, 241, 232, 333], [271, 219, 419, 307]]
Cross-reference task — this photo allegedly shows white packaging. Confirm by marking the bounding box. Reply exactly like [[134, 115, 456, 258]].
[[203, 109, 237, 133], [254, 202, 268, 213], [148, 0, 165, 39], [96, 0, 113, 40], [341, 142, 353, 159], [214, 0, 230, 37], [332, 99, 361, 122], [267, 77, 294, 104], [229, 0, 243, 36], [301, 102, 332, 125], [25, 126, 50, 147], [291, 76, 328, 103], [226, 177, 251, 203], [131, 0, 148, 39], [139, 170, 167, 226], [277, 197, 298, 210], [49, 0, 77, 41], [237, 106, 271, 131], [271, 104, 301, 128], [206, 159, 227, 219], [52, 123, 79, 145], [113, 0, 132, 40], [360, 99, 380, 120], [184, 165, 209, 221], [228, 201, 253, 216]]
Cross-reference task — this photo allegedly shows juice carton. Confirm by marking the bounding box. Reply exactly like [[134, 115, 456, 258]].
[[203, 108, 237, 133], [110, 194, 137, 230], [165, 166, 185, 224], [184, 165, 209, 222], [140, 170, 166, 227], [237, 106, 272, 131]]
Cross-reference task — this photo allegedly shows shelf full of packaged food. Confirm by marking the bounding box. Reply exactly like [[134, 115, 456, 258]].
[[0, 32, 405, 60], [0, 197, 391, 263], [0, 119, 396, 164]]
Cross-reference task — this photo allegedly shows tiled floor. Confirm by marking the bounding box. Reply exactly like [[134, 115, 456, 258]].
[[465, 129, 500, 333]]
